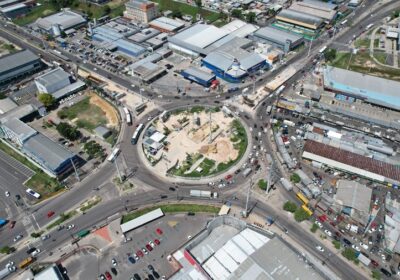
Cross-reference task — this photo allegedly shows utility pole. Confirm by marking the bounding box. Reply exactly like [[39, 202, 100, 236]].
[[266, 160, 275, 194], [209, 110, 212, 144], [70, 158, 80, 182], [307, 37, 314, 57], [243, 178, 254, 218], [114, 157, 123, 182]]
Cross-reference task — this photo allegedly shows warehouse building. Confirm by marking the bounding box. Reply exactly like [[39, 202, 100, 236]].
[[149, 16, 185, 33], [323, 66, 400, 111], [124, 0, 158, 23], [36, 9, 87, 36], [219, 19, 259, 38], [302, 140, 400, 185], [0, 0, 25, 8], [171, 216, 330, 280], [181, 67, 216, 87], [0, 49, 43, 87], [35, 67, 85, 100], [276, 9, 324, 31], [0, 2, 30, 19], [289, 0, 337, 22], [252, 26, 304, 53]]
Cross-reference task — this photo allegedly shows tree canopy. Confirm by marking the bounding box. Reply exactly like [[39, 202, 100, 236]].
[[38, 93, 55, 108]]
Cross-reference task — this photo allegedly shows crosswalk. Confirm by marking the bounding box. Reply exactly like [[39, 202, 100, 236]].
[[0, 150, 35, 178]]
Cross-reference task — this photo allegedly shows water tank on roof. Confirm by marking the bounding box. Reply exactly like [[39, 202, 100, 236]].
[[231, 60, 240, 71], [52, 24, 61, 37]]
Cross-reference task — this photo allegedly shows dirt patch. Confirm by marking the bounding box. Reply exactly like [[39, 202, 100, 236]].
[[89, 93, 119, 127], [200, 139, 238, 163]]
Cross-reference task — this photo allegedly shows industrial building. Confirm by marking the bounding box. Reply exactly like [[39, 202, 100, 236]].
[[171, 216, 330, 280], [91, 23, 146, 57], [34, 67, 85, 100], [181, 67, 216, 87], [0, 0, 25, 8], [127, 51, 167, 83], [0, 97, 17, 114], [323, 66, 400, 111], [252, 26, 304, 53], [333, 180, 372, 225], [302, 140, 400, 185], [32, 264, 66, 280], [219, 19, 259, 38], [35, 9, 87, 37], [124, 0, 158, 23], [289, 0, 337, 22], [275, 9, 324, 31], [384, 193, 400, 253], [149, 16, 185, 33], [0, 49, 43, 87], [0, 2, 31, 19]]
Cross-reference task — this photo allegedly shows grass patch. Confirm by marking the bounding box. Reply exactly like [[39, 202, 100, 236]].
[[80, 196, 102, 212], [0, 140, 61, 198], [329, 51, 400, 82], [13, 1, 56, 26], [46, 210, 77, 230], [189, 106, 205, 113], [332, 240, 341, 249], [354, 38, 370, 48], [374, 39, 379, 48], [58, 97, 107, 132], [153, 0, 220, 22], [373, 51, 388, 65], [121, 204, 219, 224]]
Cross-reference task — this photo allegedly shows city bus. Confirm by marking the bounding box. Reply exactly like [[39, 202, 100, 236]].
[[131, 123, 144, 145], [365, 23, 374, 31], [107, 148, 120, 162], [296, 192, 309, 205], [76, 229, 90, 238], [319, 46, 327, 54], [302, 205, 313, 216], [18, 257, 35, 269], [123, 107, 132, 125]]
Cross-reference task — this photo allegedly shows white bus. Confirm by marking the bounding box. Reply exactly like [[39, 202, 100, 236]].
[[131, 123, 144, 145], [107, 148, 120, 162], [123, 107, 132, 125], [319, 46, 327, 54], [365, 23, 374, 30], [340, 19, 348, 25]]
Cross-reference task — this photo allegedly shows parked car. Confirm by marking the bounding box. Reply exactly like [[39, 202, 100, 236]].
[[47, 211, 55, 218], [105, 271, 112, 280], [13, 234, 23, 242], [111, 268, 117, 275], [137, 250, 144, 257], [148, 264, 154, 272], [316, 246, 324, 252], [154, 239, 160, 245], [111, 258, 117, 266], [142, 248, 148, 255], [9, 221, 16, 229], [145, 244, 153, 251], [156, 228, 163, 235]]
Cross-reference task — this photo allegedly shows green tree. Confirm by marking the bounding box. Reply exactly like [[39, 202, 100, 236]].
[[372, 270, 381, 280], [310, 223, 318, 233], [332, 240, 341, 249], [258, 179, 267, 190], [195, 0, 202, 8], [246, 12, 256, 23], [56, 122, 81, 141], [283, 201, 297, 213], [31, 232, 43, 238], [290, 173, 301, 183], [294, 207, 310, 222], [171, 10, 182, 19], [38, 93, 55, 108], [231, 9, 243, 19], [342, 248, 357, 261], [324, 48, 337, 62], [103, 5, 111, 15], [83, 140, 104, 158], [0, 246, 15, 254]]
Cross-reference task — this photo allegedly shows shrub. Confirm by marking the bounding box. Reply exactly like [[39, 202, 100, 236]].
[[283, 201, 297, 213]]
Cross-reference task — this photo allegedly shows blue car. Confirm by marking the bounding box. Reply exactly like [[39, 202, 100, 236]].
[[128, 256, 136, 264]]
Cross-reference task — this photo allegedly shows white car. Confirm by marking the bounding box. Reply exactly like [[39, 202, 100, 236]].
[[66, 224, 75, 230], [316, 246, 324, 252], [31, 249, 41, 257], [149, 241, 155, 248], [133, 253, 139, 261], [13, 234, 23, 242], [111, 258, 117, 266], [324, 230, 332, 237], [360, 242, 369, 250], [5, 191, 10, 197], [315, 221, 323, 228], [352, 244, 361, 252], [41, 234, 50, 241]]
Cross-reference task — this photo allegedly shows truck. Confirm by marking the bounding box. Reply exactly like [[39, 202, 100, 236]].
[[0, 219, 7, 227], [76, 229, 90, 238], [0, 267, 12, 280], [190, 190, 218, 198], [283, 120, 295, 127], [242, 168, 252, 177], [266, 105, 272, 115], [280, 178, 293, 191]]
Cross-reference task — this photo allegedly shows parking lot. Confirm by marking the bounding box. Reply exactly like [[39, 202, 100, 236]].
[[64, 213, 212, 280]]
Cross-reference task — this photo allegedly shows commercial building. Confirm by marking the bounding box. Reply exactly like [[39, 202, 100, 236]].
[[171, 216, 331, 280], [219, 19, 259, 38], [0, 97, 17, 114], [181, 67, 216, 87], [124, 0, 158, 23], [289, 0, 337, 22], [0, 49, 43, 87], [34, 67, 85, 100], [36, 9, 87, 36], [252, 26, 304, 53], [128, 52, 167, 83], [302, 140, 400, 185], [34, 264, 66, 280], [384, 193, 400, 253], [0, 2, 30, 19], [323, 66, 400, 111], [0, 0, 25, 8], [149, 16, 185, 33], [276, 9, 324, 31], [333, 180, 372, 225]]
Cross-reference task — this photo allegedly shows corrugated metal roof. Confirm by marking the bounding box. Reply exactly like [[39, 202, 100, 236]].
[[120, 208, 164, 233], [323, 66, 400, 110], [2, 118, 37, 142], [277, 9, 323, 28], [36, 10, 86, 31], [0, 49, 39, 76], [214, 249, 239, 273], [222, 240, 247, 263], [232, 234, 255, 255], [182, 67, 215, 82], [0, 2, 26, 13], [23, 133, 74, 172], [203, 256, 230, 280], [149, 16, 184, 31], [35, 67, 70, 88], [0, 97, 17, 114], [253, 26, 303, 45]]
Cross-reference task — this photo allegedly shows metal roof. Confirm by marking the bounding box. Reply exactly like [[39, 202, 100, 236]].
[[335, 180, 372, 214], [149, 16, 184, 31], [126, 0, 155, 9], [36, 10, 86, 31], [289, 3, 337, 21], [22, 133, 75, 172], [323, 66, 400, 110], [35, 67, 70, 89], [35, 264, 64, 280], [302, 0, 337, 11], [120, 208, 164, 233], [182, 67, 215, 82], [0, 0, 22, 8], [276, 9, 323, 29], [0, 49, 39, 76], [0, 104, 36, 123], [0, 97, 17, 114], [254, 26, 303, 45], [1, 118, 37, 142], [0, 2, 25, 13]]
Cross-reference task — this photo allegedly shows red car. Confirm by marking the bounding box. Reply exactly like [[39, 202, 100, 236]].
[[137, 250, 144, 257], [371, 260, 379, 268], [225, 174, 233, 180], [146, 244, 153, 251], [154, 239, 160, 245], [156, 228, 163, 235], [105, 271, 112, 280], [9, 221, 15, 229], [47, 211, 55, 218]]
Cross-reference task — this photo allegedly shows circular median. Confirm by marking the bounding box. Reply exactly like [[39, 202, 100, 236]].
[[140, 106, 248, 179]]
